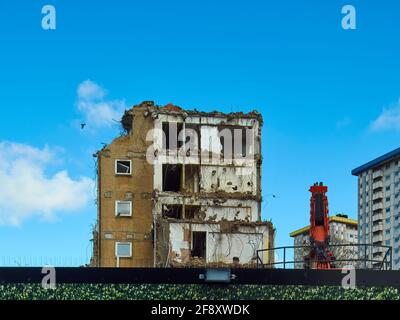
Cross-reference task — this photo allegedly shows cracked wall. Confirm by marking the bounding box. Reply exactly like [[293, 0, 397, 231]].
[[93, 101, 274, 268]]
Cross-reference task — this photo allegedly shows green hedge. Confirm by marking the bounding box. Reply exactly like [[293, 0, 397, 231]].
[[0, 284, 399, 300]]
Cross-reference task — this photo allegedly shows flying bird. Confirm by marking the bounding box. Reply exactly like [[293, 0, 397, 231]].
[[81, 123, 86, 130]]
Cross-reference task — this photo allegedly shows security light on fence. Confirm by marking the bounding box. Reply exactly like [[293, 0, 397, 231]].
[[199, 268, 233, 283]]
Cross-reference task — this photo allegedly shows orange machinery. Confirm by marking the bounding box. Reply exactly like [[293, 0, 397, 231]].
[[304, 182, 335, 269]]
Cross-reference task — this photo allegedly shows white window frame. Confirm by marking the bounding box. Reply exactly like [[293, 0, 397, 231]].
[[115, 200, 132, 217], [115, 159, 132, 175], [115, 241, 132, 258]]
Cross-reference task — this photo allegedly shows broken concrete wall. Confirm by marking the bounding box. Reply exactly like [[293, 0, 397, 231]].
[[164, 221, 272, 266], [199, 166, 256, 195], [152, 112, 261, 197], [154, 196, 259, 222], [152, 114, 260, 154], [200, 126, 221, 155], [93, 101, 271, 269], [149, 108, 268, 267]]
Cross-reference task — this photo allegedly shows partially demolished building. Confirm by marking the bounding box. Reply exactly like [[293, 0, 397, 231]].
[[91, 101, 275, 268]]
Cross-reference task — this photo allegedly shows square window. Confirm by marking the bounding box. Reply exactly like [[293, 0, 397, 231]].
[[115, 160, 132, 175], [115, 201, 132, 217], [115, 242, 132, 257]]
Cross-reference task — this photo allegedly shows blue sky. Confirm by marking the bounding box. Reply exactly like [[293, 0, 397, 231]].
[[0, 0, 399, 265]]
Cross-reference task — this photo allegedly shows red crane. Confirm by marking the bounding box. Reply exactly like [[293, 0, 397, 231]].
[[304, 182, 335, 269]]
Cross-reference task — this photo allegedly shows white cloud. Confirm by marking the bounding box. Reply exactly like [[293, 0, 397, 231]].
[[78, 80, 106, 101], [77, 80, 127, 128], [0, 142, 94, 226], [370, 100, 400, 132]]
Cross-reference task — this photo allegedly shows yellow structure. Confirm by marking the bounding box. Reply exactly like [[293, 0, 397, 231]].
[[290, 216, 358, 237], [289, 215, 358, 269]]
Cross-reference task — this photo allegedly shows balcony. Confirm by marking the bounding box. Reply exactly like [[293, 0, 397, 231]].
[[372, 203, 383, 212], [373, 170, 383, 180], [372, 247, 384, 254], [372, 224, 383, 233], [373, 234, 383, 243], [372, 213, 383, 222], [373, 180, 383, 190], [373, 192, 384, 201]]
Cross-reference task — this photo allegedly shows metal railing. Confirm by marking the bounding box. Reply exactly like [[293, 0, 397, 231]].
[[0, 256, 88, 267], [257, 244, 392, 270]]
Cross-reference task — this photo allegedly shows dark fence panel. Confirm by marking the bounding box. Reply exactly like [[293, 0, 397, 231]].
[[1, 267, 400, 288]]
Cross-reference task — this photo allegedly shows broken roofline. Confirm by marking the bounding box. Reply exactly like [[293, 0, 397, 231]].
[[127, 101, 264, 122], [158, 217, 273, 227]]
